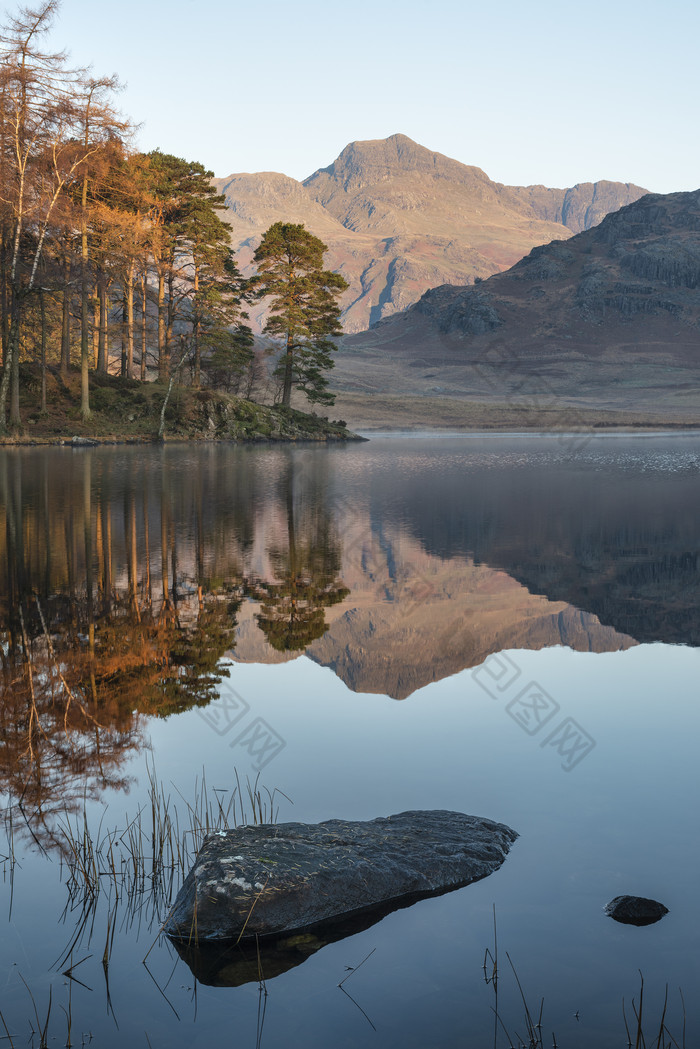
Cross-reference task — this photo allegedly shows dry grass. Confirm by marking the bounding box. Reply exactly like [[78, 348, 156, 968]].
[[330, 391, 700, 433]]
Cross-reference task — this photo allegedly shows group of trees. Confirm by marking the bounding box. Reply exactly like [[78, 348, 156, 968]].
[[0, 2, 347, 435]]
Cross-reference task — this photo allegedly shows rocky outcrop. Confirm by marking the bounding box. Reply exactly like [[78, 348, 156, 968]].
[[175, 399, 362, 443], [216, 135, 646, 334], [507, 180, 648, 234], [620, 243, 700, 288], [414, 287, 502, 335], [165, 810, 518, 943], [605, 896, 669, 926], [510, 241, 575, 281]]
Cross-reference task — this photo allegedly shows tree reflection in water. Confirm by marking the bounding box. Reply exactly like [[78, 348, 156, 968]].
[[248, 458, 349, 651], [0, 447, 347, 846]]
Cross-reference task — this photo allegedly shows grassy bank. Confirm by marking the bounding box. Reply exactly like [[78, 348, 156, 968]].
[[0, 367, 361, 444], [330, 390, 700, 432]]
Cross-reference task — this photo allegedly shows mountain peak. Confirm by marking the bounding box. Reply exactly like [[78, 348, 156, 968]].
[[304, 134, 489, 189], [217, 136, 648, 335]]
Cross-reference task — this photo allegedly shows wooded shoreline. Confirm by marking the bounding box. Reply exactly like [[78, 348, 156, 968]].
[[0, 368, 362, 444]]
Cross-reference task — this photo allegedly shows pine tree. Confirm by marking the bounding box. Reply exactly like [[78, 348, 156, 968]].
[[145, 152, 242, 384], [177, 176, 251, 388], [253, 222, 348, 408]]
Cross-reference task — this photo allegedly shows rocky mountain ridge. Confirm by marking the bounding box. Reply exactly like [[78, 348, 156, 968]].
[[215, 134, 646, 333], [332, 188, 700, 419]]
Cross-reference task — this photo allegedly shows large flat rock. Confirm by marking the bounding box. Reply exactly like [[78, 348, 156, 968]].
[[165, 810, 518, 943]]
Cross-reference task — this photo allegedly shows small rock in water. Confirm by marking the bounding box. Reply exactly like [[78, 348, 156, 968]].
[[605, 895, 668, 926], [165, 810, 518, 943]]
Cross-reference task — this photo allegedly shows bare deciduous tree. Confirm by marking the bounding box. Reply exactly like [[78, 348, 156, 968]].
[[0, 2, 126, 431]]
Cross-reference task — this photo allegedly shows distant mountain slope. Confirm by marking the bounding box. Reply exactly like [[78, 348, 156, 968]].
[[333, 188, 700, 417], [215, 135, 646, 333], [213, 170, 368, 332], [505, 179, 648, 233]]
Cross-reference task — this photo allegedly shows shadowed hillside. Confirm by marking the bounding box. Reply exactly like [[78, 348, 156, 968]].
[[333, 188, 700, 423]]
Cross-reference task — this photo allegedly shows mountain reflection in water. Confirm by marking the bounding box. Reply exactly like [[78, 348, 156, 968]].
[[1, 438, 698, 832]]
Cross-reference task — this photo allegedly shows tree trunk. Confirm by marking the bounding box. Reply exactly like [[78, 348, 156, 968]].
[[166, 266, 175, 370], [126, 258, 134, 378], [98, 278, 107, 373], [1, 236, 8, 367], [158, 371, 176, 440], [157, 265, 166, 380], [80, 177, 91, 421], [39, 288, 47, 413], [0, 292, 23, 433], [61, 256, 71, 375], [282, 332, 294, 408], [92, 281, 99, 367], [10, 309, 21, 428], [140, 267, 148, 381], [0, 298, 16, 433], [193, 261, 200, 388], [120, 294, 127, 378], [80, 276, 91, 419]]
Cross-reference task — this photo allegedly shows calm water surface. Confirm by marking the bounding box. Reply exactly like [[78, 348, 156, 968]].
[[0, 435, 699, 1047]]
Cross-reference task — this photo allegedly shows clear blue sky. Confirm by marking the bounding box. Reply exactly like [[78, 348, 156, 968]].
[[44, 0, 699, 193]]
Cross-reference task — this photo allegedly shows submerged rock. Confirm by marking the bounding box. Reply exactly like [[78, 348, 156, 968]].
[[605, 895, 669, 926], [165, 810, 518, 943], [172, 897, 426, 986]]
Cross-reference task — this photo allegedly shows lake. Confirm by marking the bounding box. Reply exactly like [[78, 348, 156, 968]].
[[1, 434, 698, 1047]]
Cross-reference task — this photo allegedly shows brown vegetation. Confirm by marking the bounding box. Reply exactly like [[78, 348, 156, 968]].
[[333, 189, 700, 428]]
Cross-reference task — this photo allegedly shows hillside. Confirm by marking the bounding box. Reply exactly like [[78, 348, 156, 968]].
[[332, 188, 700, 424], [215, 134, 646, 333]]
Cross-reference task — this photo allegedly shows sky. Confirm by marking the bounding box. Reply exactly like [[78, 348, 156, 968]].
[[30, 0, 700, 193]]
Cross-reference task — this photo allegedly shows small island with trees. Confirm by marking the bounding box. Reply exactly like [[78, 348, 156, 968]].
[[0, 2, 357, 443]]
